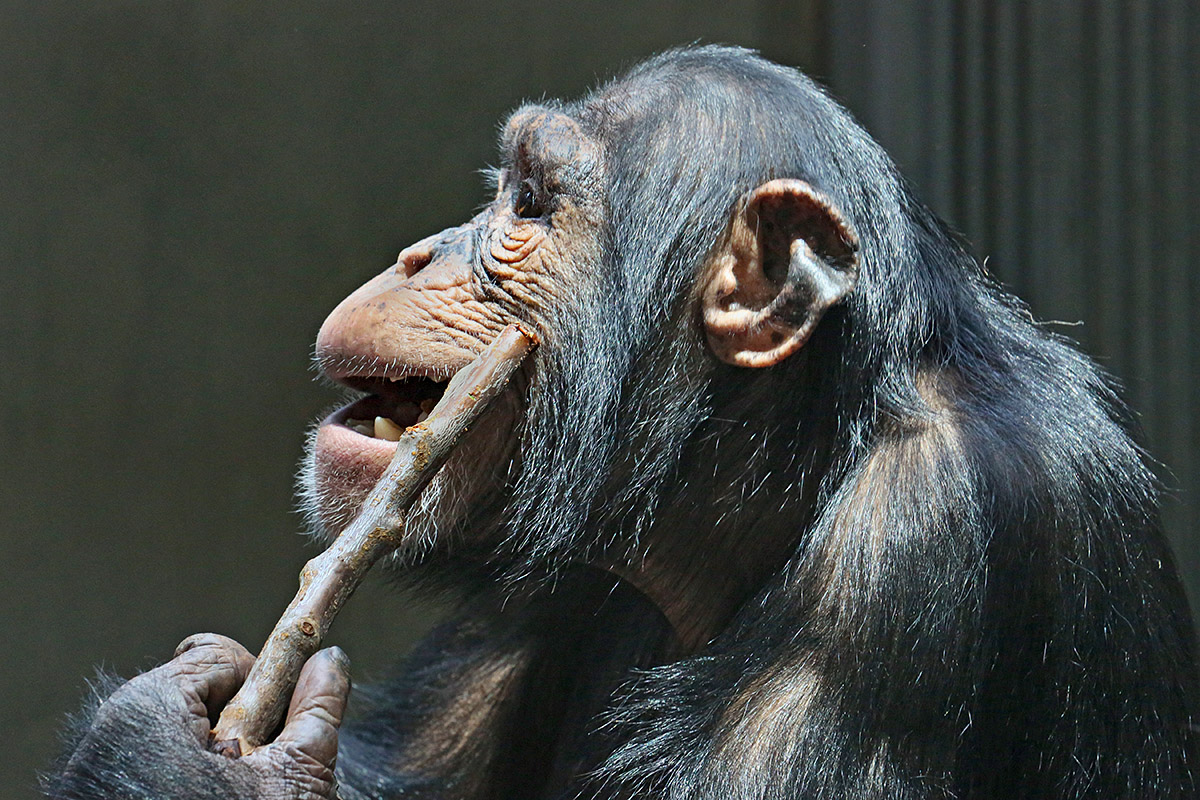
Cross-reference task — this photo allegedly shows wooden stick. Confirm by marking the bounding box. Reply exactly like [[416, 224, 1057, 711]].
[[211, 324, 537, 756]]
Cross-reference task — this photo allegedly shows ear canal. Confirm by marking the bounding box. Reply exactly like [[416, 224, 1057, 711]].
[[701, 179, 860, 369]]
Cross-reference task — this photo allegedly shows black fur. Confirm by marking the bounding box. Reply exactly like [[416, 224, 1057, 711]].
[[49, 46, 1197, 799]]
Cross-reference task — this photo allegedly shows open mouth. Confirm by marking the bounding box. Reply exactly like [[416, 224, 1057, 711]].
[[327, 375, 450, 442], [310, 373, 457, 533], [314, 372, 457, 484], [309, 326, 532, 538]]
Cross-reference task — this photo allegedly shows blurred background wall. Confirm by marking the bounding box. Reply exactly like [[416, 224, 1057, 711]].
[[2, 2, 1195, 795]]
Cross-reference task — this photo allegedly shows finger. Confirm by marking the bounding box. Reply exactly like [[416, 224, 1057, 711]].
[[275, 647, 351, 766], [159, 633, 256, 719]]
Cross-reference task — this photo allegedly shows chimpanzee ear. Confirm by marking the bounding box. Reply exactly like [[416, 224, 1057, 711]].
[[701, 179, 859, 368]]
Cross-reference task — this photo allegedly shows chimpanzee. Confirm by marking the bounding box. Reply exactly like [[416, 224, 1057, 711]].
[[45, 46, 1197, 799]]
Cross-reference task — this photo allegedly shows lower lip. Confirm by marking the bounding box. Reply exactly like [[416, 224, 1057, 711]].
[[313, 402, 398, 505]]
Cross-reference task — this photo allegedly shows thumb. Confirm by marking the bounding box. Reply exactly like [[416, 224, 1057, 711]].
[[274, 646, 352, 767]]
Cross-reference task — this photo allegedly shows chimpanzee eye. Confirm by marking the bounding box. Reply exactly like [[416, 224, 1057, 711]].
[[514, 180, 544, 219]]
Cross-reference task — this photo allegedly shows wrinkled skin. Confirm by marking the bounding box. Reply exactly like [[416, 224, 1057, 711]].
[[48, 635, 350, 799], [306, 108, 607, 542]]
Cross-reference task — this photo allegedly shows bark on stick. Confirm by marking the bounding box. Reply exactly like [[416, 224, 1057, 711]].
[[211, 324, 537, 756]]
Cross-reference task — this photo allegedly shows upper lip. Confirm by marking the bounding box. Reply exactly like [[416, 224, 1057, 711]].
[[317, 353, 460, 387]]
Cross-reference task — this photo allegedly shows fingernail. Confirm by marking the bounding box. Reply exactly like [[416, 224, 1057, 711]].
[[174, 634, 206, 657], [327, 646, 351, 673]]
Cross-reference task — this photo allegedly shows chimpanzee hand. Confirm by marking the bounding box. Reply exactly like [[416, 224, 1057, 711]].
[[44, 633, 351, 800]]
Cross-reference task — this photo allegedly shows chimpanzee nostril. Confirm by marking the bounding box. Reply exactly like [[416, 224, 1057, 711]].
[[395, 247, 434, 279]]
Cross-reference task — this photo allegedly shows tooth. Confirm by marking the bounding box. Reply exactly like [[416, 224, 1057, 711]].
[[346, 418, 374, 436], [374, 416, 404, 441], [416, 411, 429, 423]]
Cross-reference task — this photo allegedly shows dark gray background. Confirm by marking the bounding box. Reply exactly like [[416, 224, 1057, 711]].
[[3, 3, 1195, 796]]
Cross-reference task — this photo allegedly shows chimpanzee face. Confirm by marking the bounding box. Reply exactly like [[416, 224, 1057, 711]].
[[302, 107, 607, 546]]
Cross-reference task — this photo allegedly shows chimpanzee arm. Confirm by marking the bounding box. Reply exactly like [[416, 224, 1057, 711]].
[[42, 634, 350, 800]]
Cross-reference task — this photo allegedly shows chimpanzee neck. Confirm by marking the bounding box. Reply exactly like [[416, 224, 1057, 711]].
[[604, 489, 815, 652], [605, 550, 754, 652]]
